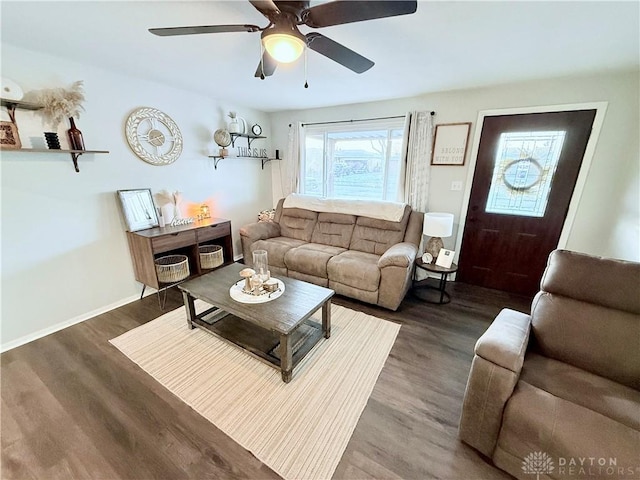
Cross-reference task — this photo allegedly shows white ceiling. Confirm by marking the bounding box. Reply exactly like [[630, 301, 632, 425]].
[[2, 1, 638, 112]]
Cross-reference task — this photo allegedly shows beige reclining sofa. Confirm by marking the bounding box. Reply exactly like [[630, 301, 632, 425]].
[[459, 249, 640, 479], [240, 195, 424, 310]]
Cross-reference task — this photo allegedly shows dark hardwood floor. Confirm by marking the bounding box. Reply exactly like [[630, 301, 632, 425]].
[[1, 279, 531, 479]]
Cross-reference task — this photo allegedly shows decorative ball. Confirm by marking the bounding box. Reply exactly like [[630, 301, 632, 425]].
[[213, 129, 231, 147]]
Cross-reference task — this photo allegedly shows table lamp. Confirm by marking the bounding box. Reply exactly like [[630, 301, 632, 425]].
[[423, 212, 454, 262]]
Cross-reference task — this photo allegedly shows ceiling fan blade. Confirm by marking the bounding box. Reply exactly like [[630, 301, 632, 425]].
[[254, 50, 278, 78], [306, 32, 374, 74], [302, 1, 417, 28], [248, 0, 280, 16], [149, 24, 261, 37]]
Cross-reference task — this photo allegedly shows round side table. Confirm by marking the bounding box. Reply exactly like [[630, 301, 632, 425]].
[[413, 258, 458, 304]]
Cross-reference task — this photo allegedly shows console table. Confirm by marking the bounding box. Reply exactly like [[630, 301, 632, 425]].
[[126, 218, 233, 298]]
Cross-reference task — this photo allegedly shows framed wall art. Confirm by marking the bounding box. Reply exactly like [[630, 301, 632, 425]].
[[431, 122, 471, 166], [117, 188, 159, 231], [0, 121, 21, 149]]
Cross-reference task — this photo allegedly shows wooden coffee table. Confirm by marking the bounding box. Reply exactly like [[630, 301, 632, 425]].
[[178, 263, 334, 383]]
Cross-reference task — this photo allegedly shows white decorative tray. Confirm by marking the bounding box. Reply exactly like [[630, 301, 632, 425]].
[[229, 278, 285, 304]]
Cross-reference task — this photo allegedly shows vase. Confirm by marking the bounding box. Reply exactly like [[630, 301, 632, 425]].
[[44, 132, 61, 149], [67, 117, 85, 151], [252, 249, 270, 282]]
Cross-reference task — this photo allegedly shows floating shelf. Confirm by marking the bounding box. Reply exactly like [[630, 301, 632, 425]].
[[229, 132, 266, 148], [208, 155, 280, 170], [0, 98, 43, 111], [0, 148, 110, 172]]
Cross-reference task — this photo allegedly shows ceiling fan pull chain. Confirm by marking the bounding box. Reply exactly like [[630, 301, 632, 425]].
[[259, 41, 265, 80], [304, 47, 309, 89]]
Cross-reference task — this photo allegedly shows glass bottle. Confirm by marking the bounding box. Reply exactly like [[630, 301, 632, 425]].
[[67, 117, 85, 151]]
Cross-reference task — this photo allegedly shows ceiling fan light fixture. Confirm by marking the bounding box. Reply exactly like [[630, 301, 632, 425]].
[[262, 32, 306, 63]]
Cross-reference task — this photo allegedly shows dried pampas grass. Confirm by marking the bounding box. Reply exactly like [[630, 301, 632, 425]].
[[37, 81, 85, 128]]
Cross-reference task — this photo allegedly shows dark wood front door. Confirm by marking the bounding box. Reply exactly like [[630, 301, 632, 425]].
[[457, 110, 596, 295]]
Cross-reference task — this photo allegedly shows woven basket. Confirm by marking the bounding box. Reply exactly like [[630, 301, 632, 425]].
[[155, 255, 190, 283], [199, 245, 223, 269]]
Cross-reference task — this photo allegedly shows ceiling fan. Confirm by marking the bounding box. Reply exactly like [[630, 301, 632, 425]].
[[149, 1, 418, 79]]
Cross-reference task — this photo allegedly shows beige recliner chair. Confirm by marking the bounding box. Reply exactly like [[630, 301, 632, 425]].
[[459, 249, 640, 479]]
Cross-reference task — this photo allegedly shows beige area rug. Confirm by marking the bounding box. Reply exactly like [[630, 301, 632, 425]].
[[110, 301, 400, 480]]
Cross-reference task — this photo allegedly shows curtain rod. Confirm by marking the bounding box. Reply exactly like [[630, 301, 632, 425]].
[[288, 111, 435, 128]]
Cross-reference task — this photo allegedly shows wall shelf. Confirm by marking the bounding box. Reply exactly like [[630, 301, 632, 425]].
[[0, 147, 110, 172], [1, 97, 108, 173], [1, 98, 43, 111], [229, 132, 266, 148], [208, 155, 280, 170]]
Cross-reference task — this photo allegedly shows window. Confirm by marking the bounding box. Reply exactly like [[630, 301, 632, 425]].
[[300, 118, 405, 201], [485, 130, 566, 217]]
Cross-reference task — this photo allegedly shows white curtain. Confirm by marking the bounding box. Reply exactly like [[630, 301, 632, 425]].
[[280, 122, 303, 198], [397, 111, 434, 212]]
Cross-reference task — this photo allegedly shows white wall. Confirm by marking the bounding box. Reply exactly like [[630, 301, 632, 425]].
[[268, 70, 640, 261], [1, 44, 275, 350]]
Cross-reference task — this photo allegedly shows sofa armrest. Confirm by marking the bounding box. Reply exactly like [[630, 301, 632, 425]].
[[475, 308, 532, 374], [378, 242, 418, 269], [458, 309, 531, 457], [239, 221, 281, 243], [376, 242, 418, 310]]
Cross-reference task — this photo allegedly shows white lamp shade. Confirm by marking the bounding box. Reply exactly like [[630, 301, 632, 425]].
[[263, 33, 305, 63], [423, 212, 454, 237]]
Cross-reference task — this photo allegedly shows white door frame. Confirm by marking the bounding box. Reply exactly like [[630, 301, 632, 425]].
[[454, 102, 609, 260]]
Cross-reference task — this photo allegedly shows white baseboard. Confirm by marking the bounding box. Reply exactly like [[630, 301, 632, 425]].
[[2, 259, 245, 353], [0, 290, 151, 353]]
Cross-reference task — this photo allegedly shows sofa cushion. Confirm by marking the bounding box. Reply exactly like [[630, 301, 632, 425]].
[[285, 243, 346, 278], [252, 237, 306, 269], [279, 208, 318, 242], [349, 205, 411, 255], [310, 212, 356, 248], [521, 353, 640, 430], [493, 381, 640, 479], [327, 250, 380, 292]]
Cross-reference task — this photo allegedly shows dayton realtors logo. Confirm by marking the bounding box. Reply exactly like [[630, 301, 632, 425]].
[[523, 451, 640, 478], [522, 451, 555, 480]]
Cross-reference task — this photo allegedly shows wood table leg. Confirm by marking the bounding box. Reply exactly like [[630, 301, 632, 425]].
[[182, 290, 196, 329], [322, 298, 332, 339], [280, 333, 292, 383]]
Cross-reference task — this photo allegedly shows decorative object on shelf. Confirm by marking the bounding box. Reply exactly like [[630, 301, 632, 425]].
[[67, 117, 85, 151], [197, 204, 211, 221], [117, 188, 160, 232], [431, 122, 471, 166], [213, 128, 231, 156], [170, 217, 194, 227], [435, 248, 455, 269], [155, 254, 190, 284], [1, 78, 24, 101], [251, 123, 262, 136], [44, 131, 61, 150], [213, 128, 231, 146], [36, 80, 85, 129], [0, 121, 21, 149], [227, 111, 246, 134], [157, 207, 166, 227], [423, 212, 454, 262], [125, 107, 183, 165]]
